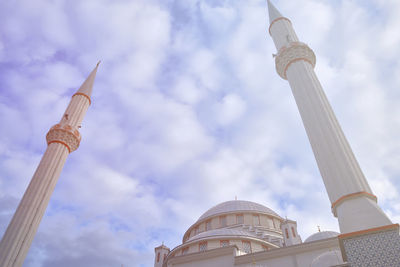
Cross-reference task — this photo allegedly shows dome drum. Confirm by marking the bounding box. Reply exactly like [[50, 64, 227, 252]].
[[183, 200, 283, 243]]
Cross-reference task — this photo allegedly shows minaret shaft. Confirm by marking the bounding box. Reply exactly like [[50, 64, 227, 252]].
[[286, 61, 372, 199], [267, 3, 392, 233], [62, 95, 90, 126], [269, 19, 298, 49], [0, 144, 69, 266], [0, 64, 98, 267]]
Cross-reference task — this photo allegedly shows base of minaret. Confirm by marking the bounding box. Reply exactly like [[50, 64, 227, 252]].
[[335, 196, 392, 234], [338, 224, 400, 267]]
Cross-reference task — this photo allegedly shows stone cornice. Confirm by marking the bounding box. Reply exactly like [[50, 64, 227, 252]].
[[168, 245, 238, 265], [269, 17, 291, 35], [331, 191, 377, 217], [72, 92, 91, 105], [169, 233, 278, 258], [234, 237, 339, 264], [183, 212, 283, 242]]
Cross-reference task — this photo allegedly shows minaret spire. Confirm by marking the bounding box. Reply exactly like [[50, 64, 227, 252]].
[[0, 63, 99, 267], [267, 2, 400, 265], [267, 0, 282, 24], [75, 61, 100, 103]]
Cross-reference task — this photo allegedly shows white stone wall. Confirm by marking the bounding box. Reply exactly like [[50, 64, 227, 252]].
[[235, 240, 341, 267], [170, 253, 234, 267]]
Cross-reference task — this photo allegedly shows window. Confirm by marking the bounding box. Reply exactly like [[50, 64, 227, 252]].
[[236, 214, 244, 224], [291, 227, 296, 237], [262, 245, 269, 251], [220, 240, 229, 247], [206, 220, 211, 231], [285, 228, 289, 239], [194, 226, 199, 235], [182, 247, 189, 255], [219, 216, 227, 227], [164, 254, 167, 261], [242, 241, 251, 254], [267, 218, 274, 229], [157, 252, 160, 262], [253, 214, 260, 225], [199, 241, 207, 252]]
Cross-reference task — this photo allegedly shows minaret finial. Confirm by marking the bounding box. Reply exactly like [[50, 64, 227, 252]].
[[267, 0, 283, 24]]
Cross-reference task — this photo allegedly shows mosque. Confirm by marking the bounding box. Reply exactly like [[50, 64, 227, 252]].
[[153, 1, 400, 267], [0, 1, 399, 267], [155, 200, 343, 267]]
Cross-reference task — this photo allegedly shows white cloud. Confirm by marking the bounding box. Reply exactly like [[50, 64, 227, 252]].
[[215, 94, 246, 125], [0, 0, 400, 266]]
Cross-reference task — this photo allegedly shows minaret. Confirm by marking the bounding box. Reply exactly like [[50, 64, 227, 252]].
[[0, 62, 100, 267], [267, 1, 393, 234], [281, 219, 302, 246], [154, 244, 170, 267]]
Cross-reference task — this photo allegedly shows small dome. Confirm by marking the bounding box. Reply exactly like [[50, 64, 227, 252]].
[[304, 231, 339, 243], [187, 228, 259, 243], [311, 250, 343, 267], [197, 200, 280, 221]]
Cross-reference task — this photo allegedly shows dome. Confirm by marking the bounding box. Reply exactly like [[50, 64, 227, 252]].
[[187, 228, 259, 243], [304, 231, 339, 243], [197, 200, 280, 222], [311, 250, 343, 267]]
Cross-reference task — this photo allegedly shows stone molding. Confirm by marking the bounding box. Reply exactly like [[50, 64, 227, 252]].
[[72, 92, 91, 105], [46, 123, 81, 153], [275, 42, 316, 80], [183, 211, 283, 244], [168, 245, 238, 265], [338, 224, 399, 240], [234, 236, 339, 264], [268, 17, 292, 35], [331, 191, 377, 217]]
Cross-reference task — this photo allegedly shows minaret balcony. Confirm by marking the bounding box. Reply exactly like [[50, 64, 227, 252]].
[[275, 42, 316, 79], [46, 123, 81, 153]]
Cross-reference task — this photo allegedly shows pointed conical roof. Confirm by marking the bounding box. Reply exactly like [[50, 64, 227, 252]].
[[267, 0, 283, 24], [76, 61, 100, 100]]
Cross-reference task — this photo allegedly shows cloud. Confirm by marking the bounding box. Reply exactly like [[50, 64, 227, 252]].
[[215, 94, 246, 126], [0, 0, 400, 266]]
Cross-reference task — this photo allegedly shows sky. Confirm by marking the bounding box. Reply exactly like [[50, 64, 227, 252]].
[[1, 0, 400, 266]]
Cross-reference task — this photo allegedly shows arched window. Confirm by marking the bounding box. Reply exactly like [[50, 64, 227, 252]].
[[219, 216, 227, 227], [291, 226, 296, 237], [157, 252, 160, 262], [206, 220, 211, 231], [220, 240, 229, 247], [285, 228, 289, 239], [236, 214, 244, 224], [253, 215, 260, 225], [242, 241, 251, 254], [199, 241, 207, 252]]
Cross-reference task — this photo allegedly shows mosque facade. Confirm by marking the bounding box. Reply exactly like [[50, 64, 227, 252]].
[[155, 200, 344, 267]]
